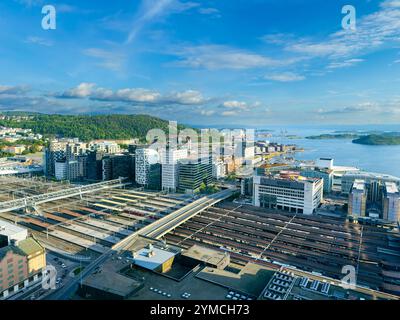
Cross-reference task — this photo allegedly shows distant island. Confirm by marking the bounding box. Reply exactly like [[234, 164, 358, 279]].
[[305, 133, 361, 140], [352, 134, 400, 145]]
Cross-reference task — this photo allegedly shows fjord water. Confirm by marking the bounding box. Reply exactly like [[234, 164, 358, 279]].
[[261, 124, 400, 178]]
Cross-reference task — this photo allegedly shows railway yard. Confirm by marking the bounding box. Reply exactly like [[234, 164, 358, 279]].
[[0, 176, 192, 260], [1, 176, 400, 298], [164, 202, 400, 292]]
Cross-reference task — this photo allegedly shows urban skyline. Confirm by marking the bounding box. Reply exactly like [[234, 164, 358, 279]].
[[1, 0, 400, 126]]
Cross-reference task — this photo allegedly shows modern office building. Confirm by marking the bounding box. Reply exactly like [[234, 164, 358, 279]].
[[178, 157, 212, 193], [383, 182, 400, 223], [86, 150, 105, 181], [253, 172, 323, 215], [161, 148, 188, 192], [301, 167, 333, 194], [89, 141, 120, 154], [102, 153, 135, 181], [135, 147, 161, 190], [301, 158, 359, 193], [348, 180, 367, 217], [342, 171, 400, 201]]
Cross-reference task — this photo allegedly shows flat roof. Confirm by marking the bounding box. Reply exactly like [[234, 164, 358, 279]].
[[134, 246, 176, 270], [352, 179, 365, 191], [183, 245, 228, 266], [344, 171, 400, 181], [0, 219, 27, 238], [385, 181, 399, 194]]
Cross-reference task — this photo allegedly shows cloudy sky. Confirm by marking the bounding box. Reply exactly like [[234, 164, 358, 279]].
[[1, 0, 400, 126]]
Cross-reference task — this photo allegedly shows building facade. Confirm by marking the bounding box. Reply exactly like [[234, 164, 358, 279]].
[[253, 173, 323, 215]]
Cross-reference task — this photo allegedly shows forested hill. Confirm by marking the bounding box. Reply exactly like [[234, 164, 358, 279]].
[[0, 114, 187, 141]]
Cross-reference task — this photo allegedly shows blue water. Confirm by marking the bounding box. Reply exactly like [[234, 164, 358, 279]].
[[257, 125, 400, 178]]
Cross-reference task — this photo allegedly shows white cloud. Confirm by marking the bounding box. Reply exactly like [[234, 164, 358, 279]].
[[171, 45, 291, 70], [326, 58, 364, 69], [284, 0, 400, 61], [83, 48, 126, 72], [58, 83, 96, 98], [221, 110, 238, 116], [56, 83, 207, 106], [126, 0, 199, 44], [0, 85, 29, 95], [264, 72, 305, 82], [222, 100, 249, 110], [24, 36, 53, 47]]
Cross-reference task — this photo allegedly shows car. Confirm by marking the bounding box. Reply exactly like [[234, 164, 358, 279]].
[[232, 297, 238, 300], [226, 295, 232, 299], [158, 290, 162, 294], [150, 287, 154, 290], [167, 294, 171, 298], [162, 292, 167, 296], [61, 264, 66, 268]]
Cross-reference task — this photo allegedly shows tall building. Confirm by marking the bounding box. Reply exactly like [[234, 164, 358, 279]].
[[253, 172, 323, 215], [102, 154, 135, 181], [178, 157, 212, 193], [383, 182, 400, 223], [135, 147, 161, 190], [348, 180, 367, 217], [86, 150, 105, 181], [161, 147, 188, 192], [212, 159, 226, 179]]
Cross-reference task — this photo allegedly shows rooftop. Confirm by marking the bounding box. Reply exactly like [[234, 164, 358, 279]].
[[385, 181, 399, 194], [17, 237, 44, 257], [344, 171, 400, 181], [133, 246, 176, 270], [352, 179, 365, 191], [0, 219, 27, 238], [182, 244, 229, 266]]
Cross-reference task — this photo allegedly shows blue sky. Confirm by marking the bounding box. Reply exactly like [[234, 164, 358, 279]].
[[0, 0, 400, 126]]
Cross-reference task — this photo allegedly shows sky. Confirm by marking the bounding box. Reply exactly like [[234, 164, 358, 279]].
[[0, 0, 400, 127]]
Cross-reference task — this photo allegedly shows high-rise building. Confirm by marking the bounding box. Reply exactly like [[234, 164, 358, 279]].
[[383, 182, 400, 223], [102, 154, 135, 181], [178, 157, 212, 193], [86, 150, 105, 181], [348, 179, 367, 217], [253, 172, 323, 215], [135, 147, 161, 190], [161, 148, 188, 192]]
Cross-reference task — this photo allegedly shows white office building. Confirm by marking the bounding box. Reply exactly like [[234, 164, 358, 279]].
[[54, 161, 67, 180], [212, 159, 226, 179], [348, 179, 366, 217], [135, 147, 160, 186], [161, 148, 188, 192], [383, 182, 400, 223], [253, 173, 323, 215]]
